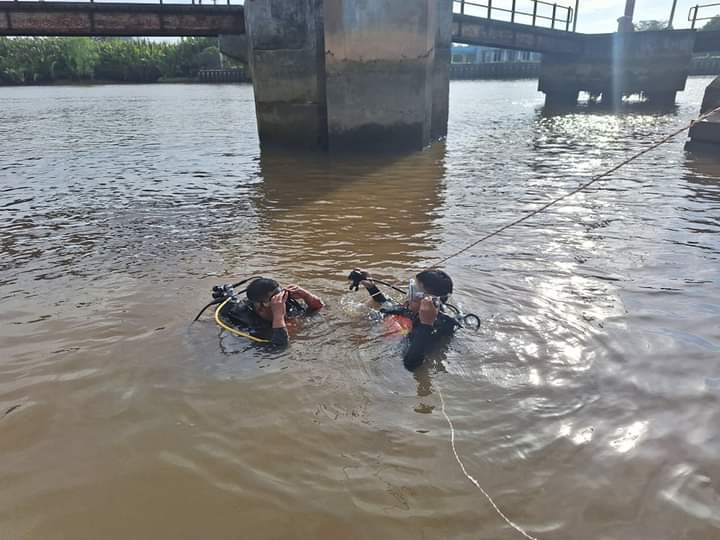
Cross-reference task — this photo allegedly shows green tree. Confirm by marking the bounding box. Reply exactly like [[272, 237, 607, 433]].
[[62, 38, 99, 79], [635, 20, 668, 31], [0, 38, 64, 83], [196, 46, 222, 70], [701, 16, 720, 31], [95, 39, 163, 82], [0, 36, 233, 85]]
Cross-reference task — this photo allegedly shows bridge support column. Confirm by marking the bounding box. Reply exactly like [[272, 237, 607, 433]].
[[687, 76, 720, 149], [432, 0, 453, 140], [540, 31, 695, 108], [245, 0, 328, 149], [245, 0, 451, 152]]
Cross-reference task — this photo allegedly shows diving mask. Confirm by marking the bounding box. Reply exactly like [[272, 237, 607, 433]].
[[250, 286, 284, 309], [407, 279, 447, 305]]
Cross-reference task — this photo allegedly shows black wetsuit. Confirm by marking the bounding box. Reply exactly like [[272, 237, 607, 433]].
[[218, 298, 309, 348], [366, 285, 459, 371]]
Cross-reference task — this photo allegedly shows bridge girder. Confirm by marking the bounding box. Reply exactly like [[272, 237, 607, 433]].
[[0, 1, 244, 37], [452, 14, 580, 55]]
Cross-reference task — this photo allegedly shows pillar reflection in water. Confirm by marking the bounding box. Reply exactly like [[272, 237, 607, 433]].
[[252, 144, 448, 283], [684, 152, 720, 205]]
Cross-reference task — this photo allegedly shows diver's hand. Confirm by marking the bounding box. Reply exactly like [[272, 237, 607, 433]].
[[270, 290, 287, 328], [287, 284, 324, 310], [352, 269, 374, 289], [286, 284, 309, 301], [418, 297, 439, 326]]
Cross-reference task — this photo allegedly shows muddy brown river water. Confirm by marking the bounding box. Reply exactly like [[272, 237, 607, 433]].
[[1, 78, 719, 539]]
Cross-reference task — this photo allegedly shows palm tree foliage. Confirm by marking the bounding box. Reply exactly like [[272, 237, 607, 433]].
[[0, 37, 225, 84]]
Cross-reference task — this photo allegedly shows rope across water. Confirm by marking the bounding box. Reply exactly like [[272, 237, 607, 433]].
[[426, 105, 720, 270], [431, 105, 720, 538]]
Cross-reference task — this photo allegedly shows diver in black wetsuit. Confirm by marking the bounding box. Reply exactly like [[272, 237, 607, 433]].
[[218, 278, 325, 347], [350, 269, 459, 371]]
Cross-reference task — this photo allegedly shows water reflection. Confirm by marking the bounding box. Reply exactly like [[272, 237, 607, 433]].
[[684, 152, 720, 204], [254, 144, 447, 276], [541, 100, 680, 118]]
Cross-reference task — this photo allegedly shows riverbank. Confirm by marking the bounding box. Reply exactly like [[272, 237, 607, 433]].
[[0, 76, 245, 87]]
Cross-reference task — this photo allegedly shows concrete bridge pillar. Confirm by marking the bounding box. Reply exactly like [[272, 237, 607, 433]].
[[539, 30, 696, 107], [244, 0, 328, 149], [243, 0, 451, 152], [687, 76, 720, 149]]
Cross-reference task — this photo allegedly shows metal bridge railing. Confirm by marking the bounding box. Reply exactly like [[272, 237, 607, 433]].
[[454, 0, 578, 32], [689, 2, 720, 29]]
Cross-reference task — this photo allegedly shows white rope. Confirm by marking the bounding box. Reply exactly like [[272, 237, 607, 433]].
[[438, 386, 540, 540], [431, 106, 720, 535], [425, 104, 720, 270]]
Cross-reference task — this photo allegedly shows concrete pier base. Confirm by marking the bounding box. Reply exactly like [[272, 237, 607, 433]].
[[431, 0, 453, 140], [243, 0, 451, 152], [687, 76, 720, 149], [244, 0, 327, 149], [540, 31, 695, 107]]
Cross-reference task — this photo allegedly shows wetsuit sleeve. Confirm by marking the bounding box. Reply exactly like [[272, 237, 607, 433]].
[[403, 324, 433, 371], [365, 284, 389, 305], [304, 294, 325, 312], [271, 327, 289, 348]]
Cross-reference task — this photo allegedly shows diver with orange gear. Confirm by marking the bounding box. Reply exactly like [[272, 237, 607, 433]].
[[348, 269, 476, 371]]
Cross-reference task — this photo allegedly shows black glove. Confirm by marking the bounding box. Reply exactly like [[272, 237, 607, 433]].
[[348, 270, 368, 291]]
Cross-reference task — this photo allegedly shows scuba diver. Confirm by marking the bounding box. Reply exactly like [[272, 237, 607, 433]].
[[194, 277, 324, 348], [348, 269, 480, 371]]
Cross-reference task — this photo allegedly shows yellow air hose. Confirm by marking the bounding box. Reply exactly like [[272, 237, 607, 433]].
[[214, 298, 271, 344]]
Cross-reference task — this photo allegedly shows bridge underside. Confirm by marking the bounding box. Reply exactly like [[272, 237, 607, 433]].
[[694, 30, 720, 53], [0, 2, 244, 37], [452, 14, 720, 55], [452, 14, 580, 54]]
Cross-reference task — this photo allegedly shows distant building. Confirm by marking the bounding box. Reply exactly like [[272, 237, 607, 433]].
[[451, 45, 541, 64]]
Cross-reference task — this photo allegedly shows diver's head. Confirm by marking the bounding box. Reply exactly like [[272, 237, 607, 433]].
[[408, 270, 453, 313], [247, 278, 282, 321]]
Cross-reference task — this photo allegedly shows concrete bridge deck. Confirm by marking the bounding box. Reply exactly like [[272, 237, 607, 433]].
[[0, 1, 244, 37], [452, 13, 579, 54], [452, 14, 720, 55]]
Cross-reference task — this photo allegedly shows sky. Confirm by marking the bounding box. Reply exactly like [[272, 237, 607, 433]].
[[455, 0, 715, 33], [572, 0, 708, 33]]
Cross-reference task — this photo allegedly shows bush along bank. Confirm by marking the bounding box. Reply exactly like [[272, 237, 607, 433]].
[[0, 37, 240, 85]]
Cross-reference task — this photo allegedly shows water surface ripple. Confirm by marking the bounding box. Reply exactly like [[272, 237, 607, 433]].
[[1, 80, 719, 539]]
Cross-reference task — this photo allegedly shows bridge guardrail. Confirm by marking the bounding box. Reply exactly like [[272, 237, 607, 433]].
[[689, 2, 720, 29], [454, 0, 578, 32]]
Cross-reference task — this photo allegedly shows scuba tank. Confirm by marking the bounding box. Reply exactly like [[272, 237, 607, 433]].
[[192, 277, 305, 344]]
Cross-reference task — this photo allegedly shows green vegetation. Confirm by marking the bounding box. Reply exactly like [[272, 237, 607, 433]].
[[634, 20, 668, 31], [702, 16, 720, 31], [0, 37, 239, 85]]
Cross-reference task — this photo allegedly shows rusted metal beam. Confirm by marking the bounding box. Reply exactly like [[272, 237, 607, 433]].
[[0, 2, 244, 37]]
